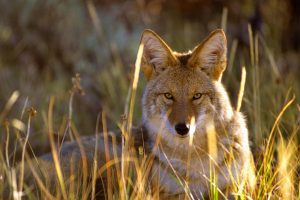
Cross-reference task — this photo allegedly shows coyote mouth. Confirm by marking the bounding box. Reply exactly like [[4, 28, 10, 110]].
[[175, 133, 189, 139]]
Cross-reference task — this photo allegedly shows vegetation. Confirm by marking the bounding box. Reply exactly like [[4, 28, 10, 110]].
[[0, 0, 299, 199]]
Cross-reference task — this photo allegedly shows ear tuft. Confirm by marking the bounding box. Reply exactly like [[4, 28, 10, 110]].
[[189, 29, 227, 81], [140, 29, 177, 80]]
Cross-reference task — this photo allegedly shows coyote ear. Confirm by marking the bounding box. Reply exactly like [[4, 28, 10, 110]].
[[140, 29, 178, 80], [188, 29, 227, 81]]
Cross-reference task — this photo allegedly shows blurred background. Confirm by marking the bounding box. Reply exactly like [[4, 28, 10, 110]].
[[0, 0, 299, 157]]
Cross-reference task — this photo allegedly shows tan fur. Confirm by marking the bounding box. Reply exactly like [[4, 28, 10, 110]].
[[17, 29, 252, 199], [141, 29, 252, 198]]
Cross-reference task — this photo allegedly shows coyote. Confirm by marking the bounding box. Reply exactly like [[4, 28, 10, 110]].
[[19, 29, 253, 199]]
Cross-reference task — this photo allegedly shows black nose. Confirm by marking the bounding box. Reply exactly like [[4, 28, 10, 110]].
[[175, 123, 189, 136]]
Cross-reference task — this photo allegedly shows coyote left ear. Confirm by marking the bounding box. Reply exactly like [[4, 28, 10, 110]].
[[140, 29, 178, 80], [188, 29, 227, 81]]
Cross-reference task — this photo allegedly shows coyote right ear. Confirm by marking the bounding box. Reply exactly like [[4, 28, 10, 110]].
[[188, 29, 227, 81], [140, 29, 178, 80]]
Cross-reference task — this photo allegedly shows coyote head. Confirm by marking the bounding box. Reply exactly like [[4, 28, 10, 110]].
[[141, 29, 234, 147]]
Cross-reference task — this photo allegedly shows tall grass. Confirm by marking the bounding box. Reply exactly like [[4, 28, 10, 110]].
[[1, 8, 300, 200]]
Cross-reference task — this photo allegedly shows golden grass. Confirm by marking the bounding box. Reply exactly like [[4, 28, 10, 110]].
[[0, 11, 300, 200], [236, 66, 246, 112], [1, 65, 300, 200]]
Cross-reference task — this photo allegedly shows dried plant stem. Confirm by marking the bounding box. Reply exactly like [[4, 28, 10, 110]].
[[0, 91, 19, 123], [236, 66, 246, 112], [102, 112, 112, 200], [265, 96, 295, 159], [4, 121, 10, 168], [47, 97, 68, 200], [14, 130, 55, 199], [221, 7, 228, 32], [18, 108, 35, 194], [91, 113, 101, 200], [127, 43, 144, 134]]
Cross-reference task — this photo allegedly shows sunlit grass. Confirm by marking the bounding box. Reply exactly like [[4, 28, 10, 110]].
[[0, 10, 300, 200]]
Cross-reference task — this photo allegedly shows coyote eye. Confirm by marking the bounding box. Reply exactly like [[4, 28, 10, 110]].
[[193, 93, 202, 100], [164, 93, 173, 100]]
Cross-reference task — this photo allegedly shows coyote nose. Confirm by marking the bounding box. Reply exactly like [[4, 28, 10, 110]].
[[175, 123, 189, 136]]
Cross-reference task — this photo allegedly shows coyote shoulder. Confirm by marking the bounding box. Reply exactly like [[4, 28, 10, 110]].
[[21, 29, 253, 199]]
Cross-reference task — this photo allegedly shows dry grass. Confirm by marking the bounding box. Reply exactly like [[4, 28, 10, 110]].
[[0, 5, 300, 200]]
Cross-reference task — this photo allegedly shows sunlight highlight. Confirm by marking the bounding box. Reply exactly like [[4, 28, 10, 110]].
[[189, 116, 196, 144], [206, 122, 218, 160]]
